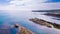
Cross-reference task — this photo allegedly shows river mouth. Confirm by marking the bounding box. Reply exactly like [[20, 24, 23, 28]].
[[0, 10, 60, 34]]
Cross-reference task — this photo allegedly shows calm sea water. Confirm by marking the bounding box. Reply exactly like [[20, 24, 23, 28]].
[[0, 10, 60, 34]]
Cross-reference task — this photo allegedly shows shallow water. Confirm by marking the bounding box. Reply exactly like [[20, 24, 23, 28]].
[[0, 10, 60, 34]]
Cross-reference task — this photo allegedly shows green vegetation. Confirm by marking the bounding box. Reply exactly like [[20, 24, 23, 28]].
[[53, 23, 60, 29]]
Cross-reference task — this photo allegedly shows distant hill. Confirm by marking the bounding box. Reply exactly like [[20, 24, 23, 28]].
[[32, 9, 60, 12]]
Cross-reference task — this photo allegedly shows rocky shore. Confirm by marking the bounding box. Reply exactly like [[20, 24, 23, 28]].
[[29, 18, 60, 29], [14, 24, 35, 34]]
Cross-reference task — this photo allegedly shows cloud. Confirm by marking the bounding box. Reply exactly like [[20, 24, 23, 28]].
[[9, 0, 47, 6], [0, 0, 60, 10], [0, 0, 47, 10], [35, 3, 60, 10]]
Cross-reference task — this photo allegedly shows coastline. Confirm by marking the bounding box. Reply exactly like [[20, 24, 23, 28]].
[[14, 24, 35, 34], [29, 18, 60, 29]]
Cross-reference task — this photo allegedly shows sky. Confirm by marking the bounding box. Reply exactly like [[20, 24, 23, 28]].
[[46, 0, 60, 3], [0, 0, 60, 10]]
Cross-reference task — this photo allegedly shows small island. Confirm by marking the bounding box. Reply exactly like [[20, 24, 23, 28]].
[[29, 18, 60, 29]]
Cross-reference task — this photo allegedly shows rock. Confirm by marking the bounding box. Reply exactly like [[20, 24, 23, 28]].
[[29, 18, 53, 28], [29, 18, 60, 29], [14, 24, 35, 34], [18, 27, 35, 34]]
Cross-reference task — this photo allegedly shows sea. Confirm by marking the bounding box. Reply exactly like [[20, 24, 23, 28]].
[[0, 10, 60, 34]]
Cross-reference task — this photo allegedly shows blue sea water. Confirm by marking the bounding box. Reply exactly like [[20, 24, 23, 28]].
[[0, 10, 60, 34]]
